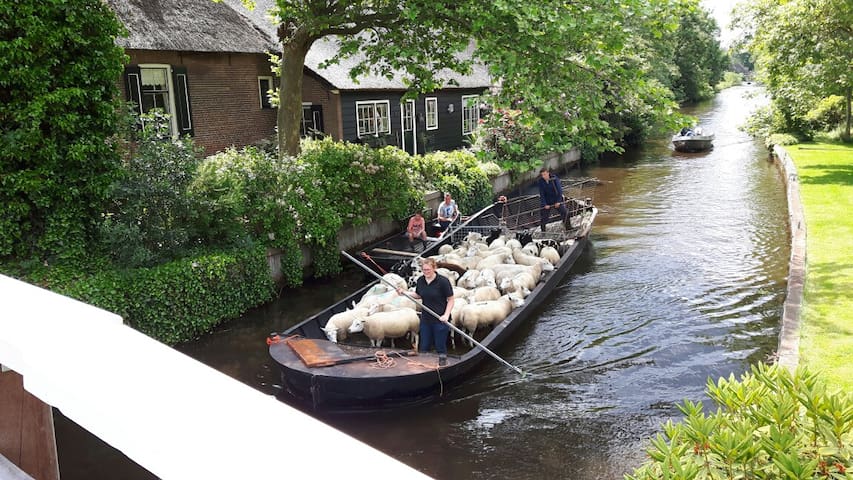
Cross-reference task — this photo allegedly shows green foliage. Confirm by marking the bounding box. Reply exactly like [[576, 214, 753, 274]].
[[191, 139, 421, 284], [258, 0, 692, 157], [626, 363, 853, 480], [716, 72, 744, 91], [299, 138, 420, 225], [99, 110, 204, 267], [0, 0, 126, 262], [190, 147, 312, 286], [57, 248, 275, 344], [766, 133, 800, 150], [805, 96, 846, 132], [413, 150, 494, 213], [734, 0, 853, 140], [671, 4, 728, 104], [471, 108, 551, 174]]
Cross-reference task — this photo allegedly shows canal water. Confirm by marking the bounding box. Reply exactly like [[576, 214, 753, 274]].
[[54, 85, 787, 479]]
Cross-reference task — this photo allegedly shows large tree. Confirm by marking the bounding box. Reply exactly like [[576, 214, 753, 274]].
[[734, 0, 853, 139], [246, 0, 689, 158], [671, 4, 728, 103]]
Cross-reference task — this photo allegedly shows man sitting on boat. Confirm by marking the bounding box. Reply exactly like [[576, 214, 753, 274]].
[[436, 192, 459, 235], [538, 167, 568, 232]]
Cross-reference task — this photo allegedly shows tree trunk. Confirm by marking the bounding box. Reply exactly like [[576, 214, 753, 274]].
[[278, 34, 312, 159], [846, 86, 851, 141]]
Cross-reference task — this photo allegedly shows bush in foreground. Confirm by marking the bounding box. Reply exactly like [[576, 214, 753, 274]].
[[626, 363, 852, 480]]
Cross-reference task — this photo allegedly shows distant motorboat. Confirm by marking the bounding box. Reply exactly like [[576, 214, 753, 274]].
[[672, 127, 714, 152]]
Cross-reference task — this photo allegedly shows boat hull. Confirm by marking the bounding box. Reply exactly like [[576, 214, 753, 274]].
[[270, 199, 597, 410], [672, 134, 714, 152]]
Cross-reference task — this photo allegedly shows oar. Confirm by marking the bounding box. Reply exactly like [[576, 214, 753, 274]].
[[341, 250, 524, 376]]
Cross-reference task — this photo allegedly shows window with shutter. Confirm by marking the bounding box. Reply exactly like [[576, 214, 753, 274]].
[[123, 64, 194, 137]]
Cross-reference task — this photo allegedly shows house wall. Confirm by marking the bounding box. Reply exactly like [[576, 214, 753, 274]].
[[120, 50, 278, 156], [302, 72, 342, 140], [339, 88, 486, 153]]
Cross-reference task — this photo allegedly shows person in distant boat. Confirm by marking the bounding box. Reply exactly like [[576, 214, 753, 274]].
[[436, 192, 459, 234], [406, 212, 428, 243], [398, 257, 454, 366], [537, 167, 568, 232], [680, 126, 692, 136]]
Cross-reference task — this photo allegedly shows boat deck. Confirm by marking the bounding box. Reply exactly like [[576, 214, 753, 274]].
[[269, 338, 456, 377]]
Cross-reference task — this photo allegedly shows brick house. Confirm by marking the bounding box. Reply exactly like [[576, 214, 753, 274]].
[[109, 0, 492, 156]]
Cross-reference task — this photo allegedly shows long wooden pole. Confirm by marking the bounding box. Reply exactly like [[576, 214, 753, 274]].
[[341, 250, 524, 376]]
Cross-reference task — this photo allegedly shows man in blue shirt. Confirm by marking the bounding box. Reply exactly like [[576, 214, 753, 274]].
[[537, 167, 568, 232]]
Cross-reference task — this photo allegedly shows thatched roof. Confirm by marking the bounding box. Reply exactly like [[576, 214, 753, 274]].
[[107, 0, 277, 53]]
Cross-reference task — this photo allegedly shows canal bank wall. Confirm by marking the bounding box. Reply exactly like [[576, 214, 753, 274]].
[[266, 149, 581, 280], [772, 145, 807, 371]]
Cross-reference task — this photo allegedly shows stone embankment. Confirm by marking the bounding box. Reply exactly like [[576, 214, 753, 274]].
[[772, 145, 807, 370]]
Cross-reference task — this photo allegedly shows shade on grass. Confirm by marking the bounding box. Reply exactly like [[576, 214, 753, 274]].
[[786, 142, 853, 390]]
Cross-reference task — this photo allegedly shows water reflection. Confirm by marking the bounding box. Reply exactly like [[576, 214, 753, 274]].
[[55, 87, 787, 480]]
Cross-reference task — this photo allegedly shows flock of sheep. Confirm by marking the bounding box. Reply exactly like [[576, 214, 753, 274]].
[[321, 231, 568, 351]]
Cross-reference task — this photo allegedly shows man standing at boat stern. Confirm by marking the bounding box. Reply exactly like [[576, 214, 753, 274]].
[[401, 258, 454, 366], [538, 167, 568, 232]]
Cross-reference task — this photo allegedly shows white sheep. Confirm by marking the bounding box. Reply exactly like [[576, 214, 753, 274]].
[[521, 242, 540, 257], [378, 293, 421, 312], [457, 269, 481, 289], [539, 245, 560, 265], [322, 306, 371, 343], [457, 295, 524, 345], [349, 308, 420, 348], [436, 267, 459, 286], [381, 272, 408, 290], [438, 244, 454, 255], [468, 286, 502, 302], [488, 235, 507, 249], [453, 286, 471, 300], [498, 271, 537, 297], [505, 238, 523, 250], [512, 248, 554, 272], [492, 263, 543, 285], [475, 252, 513, 270], [476, 268, 497, 288], [463, 232, 484, 245]]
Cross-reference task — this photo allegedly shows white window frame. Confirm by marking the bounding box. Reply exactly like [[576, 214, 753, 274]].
[[401, 100, 414, 132], [138, 63, 179, 135], [461, 95, 481, 135], [355, 100, 391, 137], [301, 102, 313, 136], [425, 97, 438, 130], [258, 76, 273, 109]]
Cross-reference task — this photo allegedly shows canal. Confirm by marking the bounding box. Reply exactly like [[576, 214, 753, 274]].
[[55, 85, 787, 479]]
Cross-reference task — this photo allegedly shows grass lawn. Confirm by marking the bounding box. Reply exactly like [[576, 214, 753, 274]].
[[786, 141, 853, 391]]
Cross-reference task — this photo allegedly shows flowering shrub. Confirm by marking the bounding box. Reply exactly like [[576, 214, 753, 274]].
[[300, 138, 420, 225], [190, 140, 420, 283], [189, 146, 341, 285]]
